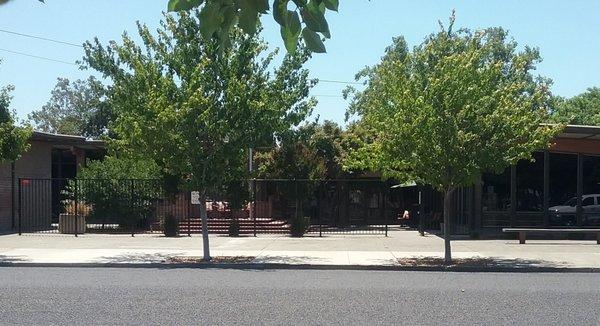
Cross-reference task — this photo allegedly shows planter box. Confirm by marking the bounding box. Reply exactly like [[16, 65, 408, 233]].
[[58, 214, 86, 234]]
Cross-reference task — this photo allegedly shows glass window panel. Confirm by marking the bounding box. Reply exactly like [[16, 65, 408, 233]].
[[516, 152, 544, 212], [583, 155, 600, 226], [549, 153, 578, 226], [482, 168, 511, 227]]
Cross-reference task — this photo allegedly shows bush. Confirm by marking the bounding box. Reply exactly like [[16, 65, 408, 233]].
[[228, 219, 240, 237], [290, 216, 311, 237], [62, 200, 92, 217], [163, 215, 178, 237]]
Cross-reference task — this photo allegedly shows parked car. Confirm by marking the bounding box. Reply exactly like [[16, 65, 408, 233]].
[[548, 194, 600, 226]]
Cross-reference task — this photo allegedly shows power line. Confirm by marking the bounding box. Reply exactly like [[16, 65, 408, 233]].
[[0, 29, 83, 48], [0, 48, 78, 65], [318, 79, 363, 85], [313, 94, 345, 98]]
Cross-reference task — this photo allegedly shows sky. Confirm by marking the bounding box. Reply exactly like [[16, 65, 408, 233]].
[[1, 0, 599, 127]]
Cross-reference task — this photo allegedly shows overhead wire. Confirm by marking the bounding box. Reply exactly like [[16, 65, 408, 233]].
[[0, 29, 363, 95], [0, 48, 78, 65], [0, 28, 83, 48]]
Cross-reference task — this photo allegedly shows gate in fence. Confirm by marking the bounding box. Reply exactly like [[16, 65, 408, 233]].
[[14, 178, 471, 236]]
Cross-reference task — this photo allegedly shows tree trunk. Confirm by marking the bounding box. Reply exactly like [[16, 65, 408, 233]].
[[443, 188, 453, 264], [200, 190, 211, 261]]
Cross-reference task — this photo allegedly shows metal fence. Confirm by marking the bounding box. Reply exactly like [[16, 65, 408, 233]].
[[17, 178, 178, 235], [13, 178, 463, 236]]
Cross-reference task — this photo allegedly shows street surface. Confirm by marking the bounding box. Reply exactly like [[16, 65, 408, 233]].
[[0, 267, 598, 325]]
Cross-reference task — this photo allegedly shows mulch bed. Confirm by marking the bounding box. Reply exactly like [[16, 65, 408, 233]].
[[397, 257, 525, 268], [167, 256, 256, 264]]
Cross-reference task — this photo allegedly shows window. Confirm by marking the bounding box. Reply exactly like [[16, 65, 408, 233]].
[[563, 197, 576, 207], [516, 152, 544, 212], [549, 153, 578, 226], [482, 168, 511, 227], [582, 197, 594, 206], [583, 155, 600, 226]]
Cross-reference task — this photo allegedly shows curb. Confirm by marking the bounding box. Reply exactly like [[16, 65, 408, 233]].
[[0, 262, 598, 273]]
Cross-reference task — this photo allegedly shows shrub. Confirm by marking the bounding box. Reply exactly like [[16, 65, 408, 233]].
[[62, 200, 92, 217], [228, 219, 240, 237], [290, 216, 310, 237], [163, 215, 178, 237]]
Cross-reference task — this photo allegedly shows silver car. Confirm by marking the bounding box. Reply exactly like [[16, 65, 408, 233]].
[[548, 194, 600, 226]]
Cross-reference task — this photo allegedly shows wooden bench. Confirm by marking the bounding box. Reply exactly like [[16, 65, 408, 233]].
[[502, 228, 600, 244]]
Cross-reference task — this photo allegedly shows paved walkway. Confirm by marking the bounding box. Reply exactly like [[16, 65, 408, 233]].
[[0, 230, 599, 268]]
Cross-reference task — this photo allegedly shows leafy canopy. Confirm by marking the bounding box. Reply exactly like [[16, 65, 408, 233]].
[[29, 76, 112, 138], [550, 88, 600, 126], [255, 120, 346, 180], [0, 66, 31, 163], [73, 156, 161, 225], [167, 0, 339, 53], [82, 11, 316, 194], [78, 156, 160, 181], [346, 17, 560, 192]]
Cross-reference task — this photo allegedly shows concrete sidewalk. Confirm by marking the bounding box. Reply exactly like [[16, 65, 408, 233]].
[[0, 230, 599, 269]]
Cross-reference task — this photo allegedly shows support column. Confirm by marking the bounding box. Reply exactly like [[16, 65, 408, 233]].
[[577, 154, 583, 226], [543, 151, 550, 227], [11, 161, 15, 230], [510, 165, 517, 227], [473, 174, 482, 232]]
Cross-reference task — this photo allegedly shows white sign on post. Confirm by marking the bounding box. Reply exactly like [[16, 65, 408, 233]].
[[191, 191, 200, 205]]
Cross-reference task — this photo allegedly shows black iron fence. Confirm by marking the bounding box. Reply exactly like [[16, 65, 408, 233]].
[[17, 178, 176, 235], [13, 178, 465, 236]]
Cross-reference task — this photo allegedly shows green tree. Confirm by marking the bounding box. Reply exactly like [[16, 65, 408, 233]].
[[0, 78, 31, 164], [78, 155, 160, 181], [73, 156, 161, 229], [255, 120, 344, 179], [167, 0, 338, 53], [550, 88, 600, 126], [345, 16, 560, 263], [29, 76, 112, 138], [83, 11, 315, 260]]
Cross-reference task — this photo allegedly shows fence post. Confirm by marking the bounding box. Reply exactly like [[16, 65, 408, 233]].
[[253, 179, 257, 237], [418, 186, 424, 236], [383, 181, 388, 237], [318, 181, 322, 237], [18, 178, 22, 235], [74, 178, 79, 237], [187, 190, 191, 237], [130, 179, 135, 237], [11, 162, 15, 230], [294, 178, 298, 220]]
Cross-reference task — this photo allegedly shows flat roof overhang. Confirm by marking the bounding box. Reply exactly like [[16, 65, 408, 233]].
[[29, 131, 106, 150], [554, 124, 600, 141]]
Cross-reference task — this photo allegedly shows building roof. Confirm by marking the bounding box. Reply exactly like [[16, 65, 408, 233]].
[[558, 124, 600, 141], [30, 131, 106, 149]]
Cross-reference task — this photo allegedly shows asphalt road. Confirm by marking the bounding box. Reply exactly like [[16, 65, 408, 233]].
[[0, 267, 598, 325]]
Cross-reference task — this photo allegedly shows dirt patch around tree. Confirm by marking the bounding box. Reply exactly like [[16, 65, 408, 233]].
[[167, 256, 256, 264]]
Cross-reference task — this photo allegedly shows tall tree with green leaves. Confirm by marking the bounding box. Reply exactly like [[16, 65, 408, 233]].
[[255, 120, 345, 179], [0, 65, 31, 164], [29, 76, 112, 138], [550, 88, 600, 126], [83, 11, 315, 260], [345, 15, 560, 263], [167, 0, 338, 53]]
